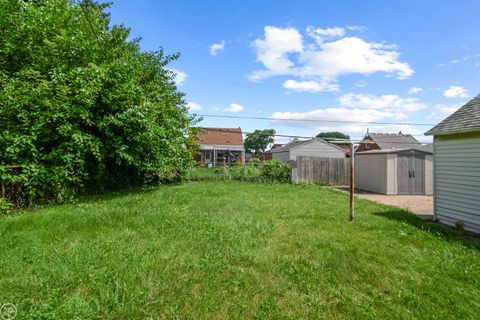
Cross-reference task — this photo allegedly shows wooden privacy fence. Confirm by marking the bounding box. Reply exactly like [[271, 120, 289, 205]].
[[293, 156, 350, 185]]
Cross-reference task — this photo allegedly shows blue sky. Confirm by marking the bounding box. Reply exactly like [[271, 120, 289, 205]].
[[108, 0, 480, 142]]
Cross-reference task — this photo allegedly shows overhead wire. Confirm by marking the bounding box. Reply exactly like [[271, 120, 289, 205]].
[[194, 127, 433, 142], [195, 114, 436, 127]]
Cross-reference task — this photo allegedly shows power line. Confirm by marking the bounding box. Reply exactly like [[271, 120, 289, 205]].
[[198, 127, 432, 139], [195, 114, 435, 127], [194, 128, 432, 143]]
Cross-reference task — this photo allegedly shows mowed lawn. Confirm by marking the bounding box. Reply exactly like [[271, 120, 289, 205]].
[[1, 182, 479, 319]]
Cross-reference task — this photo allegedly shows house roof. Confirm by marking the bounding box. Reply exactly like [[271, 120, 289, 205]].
[[265, 144, 284, 154], [271, 139, 308, 152], [363, 133, 422, 149], [418, 143, 433, 152], [194, 127, 243, 146], [270, 138, 347, 153], [425, 94, 480, 135], [337, 145, 352, 156]]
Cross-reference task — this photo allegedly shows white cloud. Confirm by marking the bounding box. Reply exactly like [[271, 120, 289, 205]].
[[250, 26, 303, 81], [186, 102, 202, 111], [299, 37, 413, 80], [250, 25, 413, 89], [428, 104, 462, 121], [272, 108, 394, 123], [443, 85, 468, 98], [223, 103, 244, 113], [283, 79, 339, 93], [270, 108, 424, 137], [346, 25, 368, 32], [338, 93, 427, 112], [306, 26, 345, 43], [451, 55, 469, 64], [168, 68, 188, 86], [408, 87, 423, 94], [209, 40, 226, 56]]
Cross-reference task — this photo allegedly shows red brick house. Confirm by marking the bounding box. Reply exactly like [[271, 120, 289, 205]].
[[193, 127, 245, 165]]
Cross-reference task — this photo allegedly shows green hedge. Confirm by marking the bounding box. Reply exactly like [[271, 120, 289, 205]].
[[189, 160, 291, 183], [0, 0, 197, 202]]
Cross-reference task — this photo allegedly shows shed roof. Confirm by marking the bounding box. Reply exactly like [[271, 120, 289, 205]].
[[270, 138, 347, 153], [271, 139, 309, 152], [356, 147, 433, 155], [425, 94, 480, 135], [194, 127, 243, 146], [364, 133, 422, 149]]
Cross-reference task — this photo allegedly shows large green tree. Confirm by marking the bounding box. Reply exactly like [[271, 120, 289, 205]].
[[0, 0, 197, 201], [244, 129, 276, 158], [316, 131, 350, 140]]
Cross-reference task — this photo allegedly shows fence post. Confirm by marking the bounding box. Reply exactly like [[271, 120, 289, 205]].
[[349, 144, 355, 222]]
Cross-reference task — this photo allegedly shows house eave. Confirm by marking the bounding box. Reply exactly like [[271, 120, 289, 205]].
[[425, 127, 480, 136], [199, 144, 245, 151]]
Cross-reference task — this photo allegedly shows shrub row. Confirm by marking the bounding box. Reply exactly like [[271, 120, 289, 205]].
[[189, 160, 291, 183]]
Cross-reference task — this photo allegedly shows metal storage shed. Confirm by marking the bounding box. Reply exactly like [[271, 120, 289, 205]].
[[355, 148, 433, 195]]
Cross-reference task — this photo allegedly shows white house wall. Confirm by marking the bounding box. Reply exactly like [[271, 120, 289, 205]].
[[433, 133, 480, 233]]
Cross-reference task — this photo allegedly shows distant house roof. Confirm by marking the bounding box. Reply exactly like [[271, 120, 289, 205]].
[[363, 133, 422, 149], [194, 127, 243, 146], [425, 94, 480, 135], [271, 139, 308, 152], [265, 144, 284, 154], [418, 143, 433, 152], [337, 145, 352, 156], [270, 138, 347, 153]]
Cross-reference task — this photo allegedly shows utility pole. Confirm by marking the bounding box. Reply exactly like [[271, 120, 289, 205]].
[[323, 138, 355, 222], [349, 142, 355, 222]]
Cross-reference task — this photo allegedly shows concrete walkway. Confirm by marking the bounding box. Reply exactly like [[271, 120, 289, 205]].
[[335, 187, 434, 218]]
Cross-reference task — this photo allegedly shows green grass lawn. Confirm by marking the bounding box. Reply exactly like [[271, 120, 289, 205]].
[[1, 181, 479, 319]]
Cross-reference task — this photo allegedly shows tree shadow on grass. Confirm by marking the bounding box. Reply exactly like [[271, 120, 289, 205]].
[[373, 209, 480, 251]]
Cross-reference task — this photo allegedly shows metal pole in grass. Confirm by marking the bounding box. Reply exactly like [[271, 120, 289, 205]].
[[349, 142, 355, 222], [322, 138, 355, 222]]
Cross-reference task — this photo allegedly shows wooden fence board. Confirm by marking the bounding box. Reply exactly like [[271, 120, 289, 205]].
[[294, 156, 350, 185]]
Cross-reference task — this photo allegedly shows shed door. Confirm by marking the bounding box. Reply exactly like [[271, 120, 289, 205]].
[[412, 154, 425, 194], [397, 152, 425, 195]]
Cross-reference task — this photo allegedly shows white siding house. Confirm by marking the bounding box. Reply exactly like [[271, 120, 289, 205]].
[[270, 138, 346, 162], [426, 94, 480, 233]]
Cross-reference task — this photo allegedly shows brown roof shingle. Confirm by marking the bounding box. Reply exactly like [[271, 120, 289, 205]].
[[195, 127, 243, 146], [365, 133, 422, 149]]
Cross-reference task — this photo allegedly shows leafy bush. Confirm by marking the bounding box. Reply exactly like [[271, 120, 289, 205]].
[[229, 165, 261, 182], [0, 0, 197, 202], [261, 160, 291, 183], [189, 161, 291, 184], [188, 167, 228, 181], [0, 197, 11, 215], [249, 158, 261, 166]]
